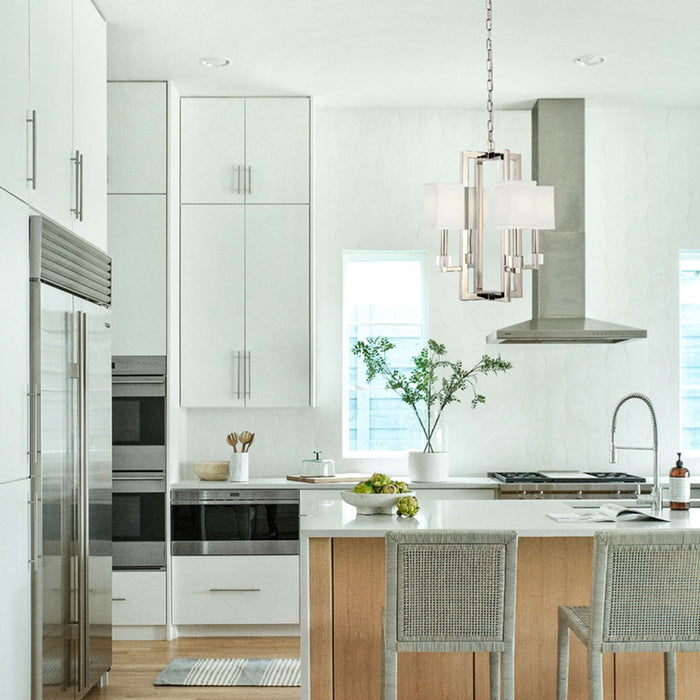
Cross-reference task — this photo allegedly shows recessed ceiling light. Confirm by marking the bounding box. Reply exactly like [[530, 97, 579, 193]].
[[199, 57, 230, 68], [574, 54, 606, 67]]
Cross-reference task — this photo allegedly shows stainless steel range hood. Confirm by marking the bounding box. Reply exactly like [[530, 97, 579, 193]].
[[487, 99, 647, 344]]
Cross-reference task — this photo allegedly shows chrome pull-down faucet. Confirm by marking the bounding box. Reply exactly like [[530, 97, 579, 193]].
[[610, 393, 660, 514]]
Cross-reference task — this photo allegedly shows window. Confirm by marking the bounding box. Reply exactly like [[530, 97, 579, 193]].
[[343, 251, 428, 456], [680, 251, 700, 453]]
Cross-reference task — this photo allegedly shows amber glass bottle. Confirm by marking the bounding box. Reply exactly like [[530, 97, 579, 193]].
[[669, 452, 690, 511]]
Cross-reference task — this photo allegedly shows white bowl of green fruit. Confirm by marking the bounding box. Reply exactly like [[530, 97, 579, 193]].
[[341, 473, 420, 516]]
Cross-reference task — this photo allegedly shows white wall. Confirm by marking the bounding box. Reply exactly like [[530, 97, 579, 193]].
[[182, 106, 700, 479]]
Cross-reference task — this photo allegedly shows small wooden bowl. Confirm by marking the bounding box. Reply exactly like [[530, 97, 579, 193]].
[[194, 461, 229, 481]]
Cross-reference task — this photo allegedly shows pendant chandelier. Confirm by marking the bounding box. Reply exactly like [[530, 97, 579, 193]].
[[423, 0, 555, 301]]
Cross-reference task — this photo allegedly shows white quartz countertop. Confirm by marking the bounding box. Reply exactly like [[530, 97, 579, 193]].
[[170, 476, 499, 490], [299, 496, 700, 538]]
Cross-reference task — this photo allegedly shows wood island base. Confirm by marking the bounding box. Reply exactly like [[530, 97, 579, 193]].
[[308, 536, 700, 699]]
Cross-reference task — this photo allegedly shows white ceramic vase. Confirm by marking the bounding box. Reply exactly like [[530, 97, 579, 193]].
[[407, 450, 449, 483], [229, 453, 249, 482]]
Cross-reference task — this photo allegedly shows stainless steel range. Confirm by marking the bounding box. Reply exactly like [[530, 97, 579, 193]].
[[489, 471, 651, 500]]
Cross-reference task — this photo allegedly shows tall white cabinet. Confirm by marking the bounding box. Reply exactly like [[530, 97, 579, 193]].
[[108, 82, 168, 356], [179, 97, 312, 408], [0, 190, 31, 699], [0, 0, 107, 251]]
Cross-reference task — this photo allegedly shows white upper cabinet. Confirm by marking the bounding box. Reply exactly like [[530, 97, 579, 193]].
[[246, 205, 310, 407], [180, 97, 309, 205], [109, 195, 167, 356], [0, 191, 29, 485], [28, 0, 74, 231], [0, 0, 106, 247], [180, 98, 245, 204], [245, 98, 310, 205], [180, 205, 246, 407], [0, 0, 29, 199], [72, 0, 107, 250], [108, 82, 167, 194]]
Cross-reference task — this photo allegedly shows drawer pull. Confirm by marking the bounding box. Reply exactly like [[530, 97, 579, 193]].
[[208, 588, 261, 593], [112, 597, 126, 602]]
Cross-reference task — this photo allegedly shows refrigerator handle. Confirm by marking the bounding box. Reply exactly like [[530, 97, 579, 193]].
[[76, 310, 89, 692]]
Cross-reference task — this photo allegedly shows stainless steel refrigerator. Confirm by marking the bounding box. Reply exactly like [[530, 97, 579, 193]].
[[29, 216, 112, 699]]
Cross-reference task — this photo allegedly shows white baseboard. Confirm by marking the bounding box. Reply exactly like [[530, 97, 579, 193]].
[[113, 626, 167, 641], [172, 624, 300, 638]]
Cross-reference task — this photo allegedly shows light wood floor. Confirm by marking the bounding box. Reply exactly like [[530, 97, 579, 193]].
[[86, 637, 301, 700]]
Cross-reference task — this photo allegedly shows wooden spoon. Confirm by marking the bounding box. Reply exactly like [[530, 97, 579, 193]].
[[239, 431, 255, 453], [226, 432, 238, 453]]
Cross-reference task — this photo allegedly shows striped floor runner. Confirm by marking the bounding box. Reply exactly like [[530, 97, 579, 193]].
[[154, 657, 301, 686]]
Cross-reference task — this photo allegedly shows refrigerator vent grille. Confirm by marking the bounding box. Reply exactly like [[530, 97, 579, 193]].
[[29, 216, 111, 307]]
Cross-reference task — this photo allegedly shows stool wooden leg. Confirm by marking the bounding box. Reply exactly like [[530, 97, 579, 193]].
[[557, 612, 570, 700], [489, 651, 500, 700], [664, 652, 677, 700]]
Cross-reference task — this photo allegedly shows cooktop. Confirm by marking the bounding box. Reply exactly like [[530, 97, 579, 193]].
[[489, 471, 646, 484]]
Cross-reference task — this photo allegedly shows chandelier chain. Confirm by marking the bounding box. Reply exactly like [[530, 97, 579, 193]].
[[486, 0, 494, 153]]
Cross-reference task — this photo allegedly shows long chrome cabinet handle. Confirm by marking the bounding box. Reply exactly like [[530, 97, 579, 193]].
[[78, 151, 84, 221], [111, 597, 126, 602], [235, 165, 242, 194], [245, 165, 251, 194], [208, 588, 261, 593], [235, 350, 242, 399], [26, 110, 37, 189], [71, 150, 81, 219], [245, 351, 251, 398]]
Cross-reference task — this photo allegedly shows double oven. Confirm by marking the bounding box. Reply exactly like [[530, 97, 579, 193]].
[[112, 356, 166, 570]]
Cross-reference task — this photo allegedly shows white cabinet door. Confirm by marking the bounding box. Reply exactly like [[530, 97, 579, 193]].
[[0, 192, 29, 484], [0, 479, 31, 700], [181, 98, 245, 204], [245, 98, 310, 205], [112, 571, 166, 626], [108, 82, 167, 194], [0, 0, 29, 198], [172, 555, 299, 626], [108, 195, 166, 355], [246, 205, 310, 407], [28, 0, 73, 230], [72, 0, 107, 250], [180, 205, 245, 407]]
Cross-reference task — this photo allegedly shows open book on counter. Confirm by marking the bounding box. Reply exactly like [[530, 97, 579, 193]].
[[547, 503, 670, 523]]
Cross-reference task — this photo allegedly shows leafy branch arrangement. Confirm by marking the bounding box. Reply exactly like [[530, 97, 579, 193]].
[[351, 337, 512, 453]]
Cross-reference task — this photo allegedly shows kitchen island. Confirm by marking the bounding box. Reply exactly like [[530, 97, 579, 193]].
[[299, 497, 700, 699]]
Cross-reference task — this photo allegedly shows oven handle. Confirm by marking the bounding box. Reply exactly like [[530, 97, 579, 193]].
[[112, 375, 165, 384], [113, 475, 166, 481], [172, 499, 299, 506]]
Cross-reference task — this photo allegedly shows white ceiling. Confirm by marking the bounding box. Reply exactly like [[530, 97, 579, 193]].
[[95, 0, 700, 109]]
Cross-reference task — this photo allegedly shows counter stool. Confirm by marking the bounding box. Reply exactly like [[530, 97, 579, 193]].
[[557, 530, 700, 700], [382, 530, 518, 700]]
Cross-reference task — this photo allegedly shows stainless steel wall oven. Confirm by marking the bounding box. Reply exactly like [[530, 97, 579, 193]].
[[171, 489, 300, 555], [112, 356, 167, 570]]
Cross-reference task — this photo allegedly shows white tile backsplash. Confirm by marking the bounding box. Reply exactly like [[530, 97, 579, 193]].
[[181, 106, 700, 479]]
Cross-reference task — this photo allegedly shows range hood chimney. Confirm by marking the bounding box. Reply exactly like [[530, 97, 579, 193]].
[[486, 98, 647, 344]]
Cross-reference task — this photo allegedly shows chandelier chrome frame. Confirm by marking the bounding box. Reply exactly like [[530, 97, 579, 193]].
[[425, 0, 554, 302]]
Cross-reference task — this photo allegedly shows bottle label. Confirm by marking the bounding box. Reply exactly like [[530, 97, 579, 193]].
[[669, 477, 690, 503]]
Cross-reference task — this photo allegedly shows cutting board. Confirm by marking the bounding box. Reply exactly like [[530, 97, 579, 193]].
[[286, 473, 369, 483]]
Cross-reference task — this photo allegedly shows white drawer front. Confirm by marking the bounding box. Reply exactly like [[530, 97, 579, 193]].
[[172, 555, 299, 625], [112, 571, 166, 626]]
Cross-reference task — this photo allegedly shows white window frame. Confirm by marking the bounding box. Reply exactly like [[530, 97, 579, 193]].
[[680, 250, 700, 457], [342, 250, 428, 459]]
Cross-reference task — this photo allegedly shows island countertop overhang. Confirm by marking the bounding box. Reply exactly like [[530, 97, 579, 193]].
[[299, 497, 700, 538]]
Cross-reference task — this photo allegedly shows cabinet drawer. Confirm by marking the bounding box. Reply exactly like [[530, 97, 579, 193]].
[[112, 571, 166, 626], [172, 555, 299, 625]]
